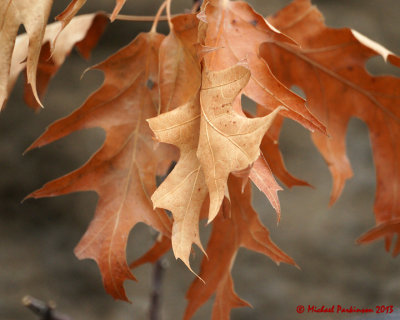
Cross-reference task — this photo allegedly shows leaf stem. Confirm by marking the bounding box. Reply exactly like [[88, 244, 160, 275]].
[[109, 0, 201, 24], [166, 0, 173, 30], [151, 0, 168, 33]]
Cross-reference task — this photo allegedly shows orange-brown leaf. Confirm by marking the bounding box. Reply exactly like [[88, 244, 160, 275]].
[[357, 220, 400, 257], [26, 32, 173, 301], [264, 0, 400, 252], [199, 0, 324, 133], [55, 0, 87, 32], [159, 13, 201, 114], [184, 176, 295, 320], [249, 154, 282, 221], [257, 106, 311, 188]]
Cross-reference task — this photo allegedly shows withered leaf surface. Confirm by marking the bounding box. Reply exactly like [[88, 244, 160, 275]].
[[264, 0, 400, 252], [10, 13, 107, 110], [55, 0, 87, 33], [56, 0, 125, 26], [159, 13, 200, 113], [148, 99, 207, 271], [248, 106, 310, 222], [184, 176, 296, 320], [357, 219, 400, 257], [258, 110, 310, 189], [249, 154, 282, 221], [198, 64, 283, 222], [14, 0, 400, 316], [148, 13, 207, 270], [199, 0, 324, 133], [0, 0, 126, 110], [0, 0, 53, 109], [26, 32, 173, 301]]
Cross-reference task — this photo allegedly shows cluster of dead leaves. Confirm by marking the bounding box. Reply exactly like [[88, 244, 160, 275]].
[[2, 0, 400, 319], [0, 0, 124, 109]]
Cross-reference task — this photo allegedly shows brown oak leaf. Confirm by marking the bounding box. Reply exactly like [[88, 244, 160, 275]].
[[198, 0, 324, 133], [263, 0, 400, 252], [184, 176, 296, 320], [158, 13, 201, 114], [56, 0, 125, 27], [257, 109, 311, 189], [249, 154, 282, 221], [247, 106, 310, 223], [357, 219, 400, 257], [25, 31, 174, 301]]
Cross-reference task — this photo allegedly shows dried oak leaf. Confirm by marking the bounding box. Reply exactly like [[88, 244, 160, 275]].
[[357, 219, 400, 256], [263, 0, 400, 251], [257, 108, 311, 189], [147, 13, 206, 270], [0, 0, 53, 109], [26, 32, 174, 301], [148, 99, 208, 271], [198, 63, 283, 222], [199, 0, 324, 133], [56, 0, 125, 27], [0, 0, 125, 110], [249, 153, 282, 221], [17, 13, 107, 109], [158, 13, 201, 113], [246, 106, 310, 223], [184, 176, 296, 320]]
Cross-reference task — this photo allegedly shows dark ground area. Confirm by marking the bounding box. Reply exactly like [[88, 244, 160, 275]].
[[1, 1, 400, 320]]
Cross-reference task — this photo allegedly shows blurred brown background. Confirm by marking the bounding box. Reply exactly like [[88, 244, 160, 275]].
[[1, 1, 400, 319]]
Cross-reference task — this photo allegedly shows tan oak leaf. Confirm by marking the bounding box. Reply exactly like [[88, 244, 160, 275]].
[[198, 63, 283, 222], [6, 13, 107, 110], [148, 99, 208, 271], [0, 0, 53, 109]]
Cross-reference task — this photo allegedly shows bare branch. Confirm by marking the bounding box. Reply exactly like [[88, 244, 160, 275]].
[[22, 296, 71, 320]]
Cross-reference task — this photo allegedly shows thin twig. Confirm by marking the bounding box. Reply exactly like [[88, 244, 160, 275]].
[[193, 0, 203, 11], [108, 0, 201, 23], [109, 14, 173, 22], [149, 162, 175, 320], [149, 259, 168, 320], [22, 296, 71, 320]]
